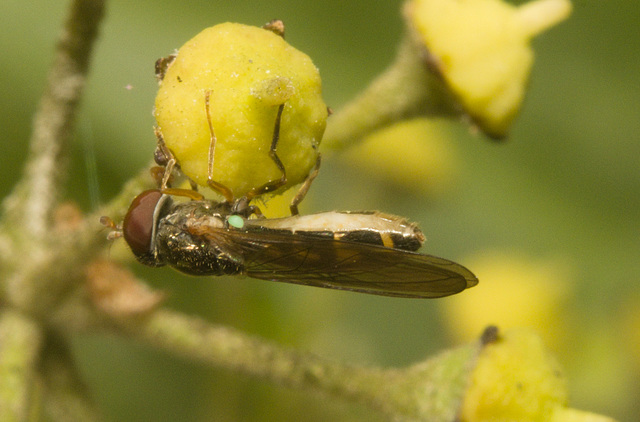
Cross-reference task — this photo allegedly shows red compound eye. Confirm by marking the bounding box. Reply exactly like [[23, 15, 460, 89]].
[[122, 190, 163, 257]]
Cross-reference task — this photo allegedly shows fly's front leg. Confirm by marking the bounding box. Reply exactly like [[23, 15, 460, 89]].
[[152, 126, 175, 189], [153, 126, 204, 201]]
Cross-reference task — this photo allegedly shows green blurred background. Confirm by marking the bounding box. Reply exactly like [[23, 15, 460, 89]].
[[2, 0, 638, 420]]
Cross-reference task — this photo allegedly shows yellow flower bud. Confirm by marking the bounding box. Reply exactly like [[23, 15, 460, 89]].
[[155, 22, 327, 198], [462, 329, 618, 422], [404, 0, 572, 138]]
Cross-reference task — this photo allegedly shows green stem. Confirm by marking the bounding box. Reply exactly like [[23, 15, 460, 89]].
[[0, 310, 43, 422], [7, 0, 106, 239], [114, 307, 480, 420], [322, 35, 457, 151]]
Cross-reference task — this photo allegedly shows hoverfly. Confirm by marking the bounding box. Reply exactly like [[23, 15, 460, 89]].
[[103, 20, 477, 297], [104, 189, 477, 298]]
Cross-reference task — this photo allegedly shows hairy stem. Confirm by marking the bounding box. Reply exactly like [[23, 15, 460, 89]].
[[12, 0, 106, 239], [117, 308, 385, 401], [111, 307, 479, 419], [0, 310, 44, 422], [322, 35, 456, 151]]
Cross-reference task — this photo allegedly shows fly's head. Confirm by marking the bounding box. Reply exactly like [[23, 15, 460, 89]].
[[101, 190, 172, 268], [102, 188, 241, 275]]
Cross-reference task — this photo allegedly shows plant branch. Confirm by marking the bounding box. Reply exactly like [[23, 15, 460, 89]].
[[0, 310, 44, 422], [9, 0, 106, 239], [116, 308, 381, 398], [322, 35, 457, 151], [0, 1, 107, 418], [111, 307, 479, 420]]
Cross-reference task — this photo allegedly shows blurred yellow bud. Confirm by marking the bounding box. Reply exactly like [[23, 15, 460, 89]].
[[340, 119, 458, 196], [155, 22, 327, 198], [404, 0, 572, 138], [462, 329, 618, 422], [440, 251, 572, 349]]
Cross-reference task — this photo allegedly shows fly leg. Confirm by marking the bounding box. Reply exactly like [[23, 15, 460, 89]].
[[244, 103, 288, 201], [232, 102, 288, 217], [205, 90, 236, 203], [288, 154, 321, 215], [152, 126, 203, 201]]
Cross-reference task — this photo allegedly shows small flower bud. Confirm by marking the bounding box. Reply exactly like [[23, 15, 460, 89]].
[[461, 329, 617, 422], [404, 0, 572, 138]]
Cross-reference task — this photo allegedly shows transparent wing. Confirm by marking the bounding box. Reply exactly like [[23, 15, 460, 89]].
[[201, 228, 477, 298]]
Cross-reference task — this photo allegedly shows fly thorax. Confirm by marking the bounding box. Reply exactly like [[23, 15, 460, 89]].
[[155, 211, 241, 276]]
